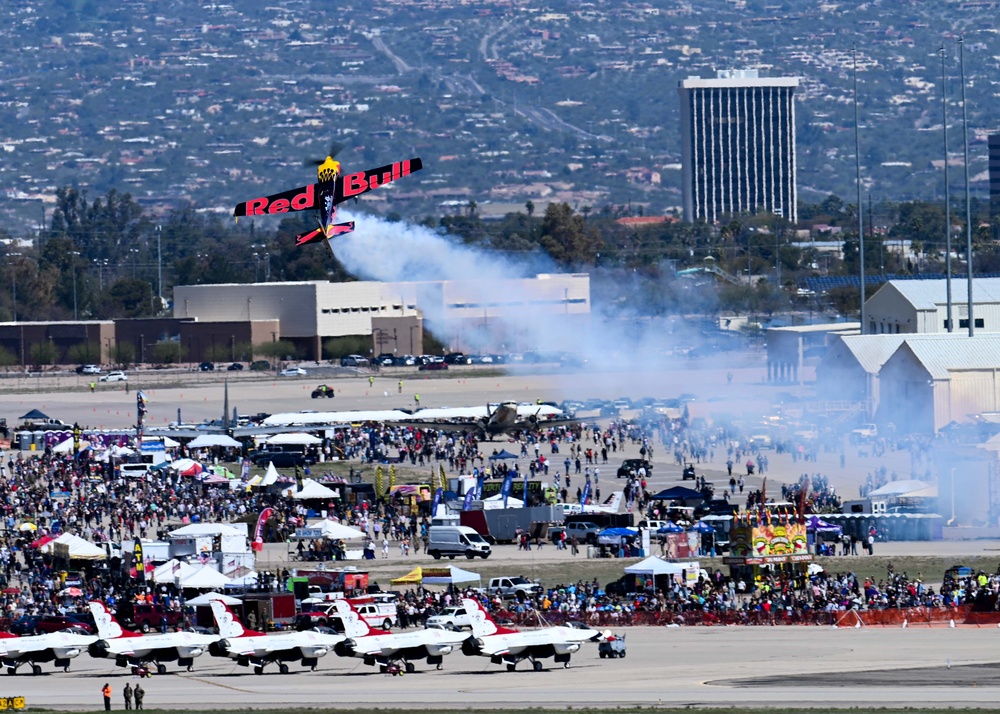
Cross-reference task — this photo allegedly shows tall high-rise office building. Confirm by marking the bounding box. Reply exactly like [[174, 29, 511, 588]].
[[679, 70, 799, 223]]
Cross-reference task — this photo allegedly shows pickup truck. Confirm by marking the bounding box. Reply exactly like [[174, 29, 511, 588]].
[[487, 576, 543, 601], [425, 605, 474, 630], [851, 424, 878, 442], [565, 521, 601, 545], [116, 603, 184, 633]]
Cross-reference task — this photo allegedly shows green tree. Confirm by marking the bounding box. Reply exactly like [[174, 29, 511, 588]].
[[68, 341, 102, 365], [0, 345, 17, 369], [113, 341, 136, 367], [29, 341, 58, 368], [538, 203, 601, 266], [254, 340, 299, 363], [150, 340, 184, 365]]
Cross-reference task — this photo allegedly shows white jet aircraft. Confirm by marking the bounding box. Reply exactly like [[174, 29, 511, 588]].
[[208, 599, 339, 674], [87, 601, 217, 674], [460, 598, 605, 671], [0, 629, 96, 675], [330, 598, 467, 674]]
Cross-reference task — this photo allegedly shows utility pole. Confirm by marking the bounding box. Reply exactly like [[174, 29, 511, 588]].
[[941, 45, 953, 333], [157, 225, 163, 308], [960, 36, 974, 337], [853, 46, 866, 333]]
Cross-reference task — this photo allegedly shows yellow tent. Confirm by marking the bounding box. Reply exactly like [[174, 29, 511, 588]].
[[390, 567, 423, 586]]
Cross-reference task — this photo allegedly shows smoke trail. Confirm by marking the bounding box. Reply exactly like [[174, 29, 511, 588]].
[[333, 211, 721, 398]]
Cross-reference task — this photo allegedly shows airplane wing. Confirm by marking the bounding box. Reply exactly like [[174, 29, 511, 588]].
[[233, 184, 318, 217], [327, 158, 422, 206], [232, 157, 422, 217]]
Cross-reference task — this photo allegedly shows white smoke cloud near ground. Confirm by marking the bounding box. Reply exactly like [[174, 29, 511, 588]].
[[333, 211, 719, 397]]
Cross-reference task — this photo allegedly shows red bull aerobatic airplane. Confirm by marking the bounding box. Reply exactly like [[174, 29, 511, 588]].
[[232, 143, 422, 249]]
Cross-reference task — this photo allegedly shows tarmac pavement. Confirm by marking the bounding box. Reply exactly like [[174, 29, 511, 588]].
[[14, 626, 1000, 710]]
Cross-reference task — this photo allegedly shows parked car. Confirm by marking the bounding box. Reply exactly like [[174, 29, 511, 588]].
[[418, 361, 448, 371], [311, 384, 336, 398], [99, 371, 128, 382], [375, 353, 396, 366], [249, 360, 271, 371], [11, 615, 93, 635], [340, 355, 369, 367], [116, 603, 183, 633], [279, 367, 307, 377], [198, 361, 215, 372], [78, 364, 102, 375], [444, 352, 471, 365], [226, 362, 244, 371]]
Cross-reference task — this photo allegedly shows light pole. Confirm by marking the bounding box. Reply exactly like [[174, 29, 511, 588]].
[[959, 36, 974, 337], [70, 250, 80, 320], [156, 225, 163, 306], [9, 252, 20, 322]]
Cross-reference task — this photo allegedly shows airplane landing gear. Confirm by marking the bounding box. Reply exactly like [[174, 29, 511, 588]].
[[404, 661, 415, 674], [156, 664, 167, 675], [254, 666, 264, 675], [31, 664, 42, 676], [532, 660, 543, 672], [436, 663, 443, 671], [506, 663, 516, 672], [278, 663, 290, 675]]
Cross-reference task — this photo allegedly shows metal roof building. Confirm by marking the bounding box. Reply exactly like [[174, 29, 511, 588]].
[[864, 278, 1000, 335], [879, 334, 1000, 432]]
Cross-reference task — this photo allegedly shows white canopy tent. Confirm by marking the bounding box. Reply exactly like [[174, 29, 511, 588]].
[[623, 557, 700, 577], [179, 565, 233, 589], [284, 478, 339, 500], [260, 462, 280, 486], [295, 520, 367, 540], [52, 438, 89, 454], [152, 559, 199, 584], [188, 434, 241, 449], [40, 533, 106, 560], [169, 523, 243, 537], [184, 591, 241, 606], [266, 433, 322, 446], [421, 565, 482, 586], [223, 571, 259, 590]]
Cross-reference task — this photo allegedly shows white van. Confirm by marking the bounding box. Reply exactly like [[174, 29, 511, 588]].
[[119, 463, 151, 478], [427, 525, 491, 560]]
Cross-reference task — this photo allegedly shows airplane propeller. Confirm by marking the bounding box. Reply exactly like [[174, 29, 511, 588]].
[[304, 141, 346, 167]]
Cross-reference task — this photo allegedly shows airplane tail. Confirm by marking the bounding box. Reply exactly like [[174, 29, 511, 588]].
[[294, 228, 325, 247], [463, 598, 516, 638], [331, 599, 372, 638], [88, 601, 141, 640], [210, 600, 264, 638]]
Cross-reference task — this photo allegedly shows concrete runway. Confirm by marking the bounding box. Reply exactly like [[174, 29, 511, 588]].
[[14, 626, 1000, 710]]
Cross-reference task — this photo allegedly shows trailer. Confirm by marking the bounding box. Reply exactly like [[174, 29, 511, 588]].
[[460, 505, 562, 544]]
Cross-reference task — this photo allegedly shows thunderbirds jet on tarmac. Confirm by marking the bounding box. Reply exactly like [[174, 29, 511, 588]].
[[330, 599, 467, 674], [0, 629, 95, 675], [232, 143, 422, 250], [87, 601, 217, 674], [460, 598, 605, 671], [209, 600, 340, 674]]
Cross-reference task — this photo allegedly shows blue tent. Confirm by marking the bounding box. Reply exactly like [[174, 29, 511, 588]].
[[489, 450, 519, 461], [651, 486, 704, 501], [656, 522, 685, 534], [688, 521, 716, 534]]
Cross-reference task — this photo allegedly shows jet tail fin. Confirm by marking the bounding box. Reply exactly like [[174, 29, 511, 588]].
[[89, 601, 140, 640], [210, 600, 264, 638], [463, 598, 517, 638], [332, 599, 372, 638]]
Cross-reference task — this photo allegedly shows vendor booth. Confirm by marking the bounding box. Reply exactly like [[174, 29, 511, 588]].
[[390, 565, 482, 588], [722, 515, 812, 582]]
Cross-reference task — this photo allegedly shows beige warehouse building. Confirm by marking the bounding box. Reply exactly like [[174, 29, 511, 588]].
[[864, 278, 1000, 335], [173, 274, 590, 360]]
